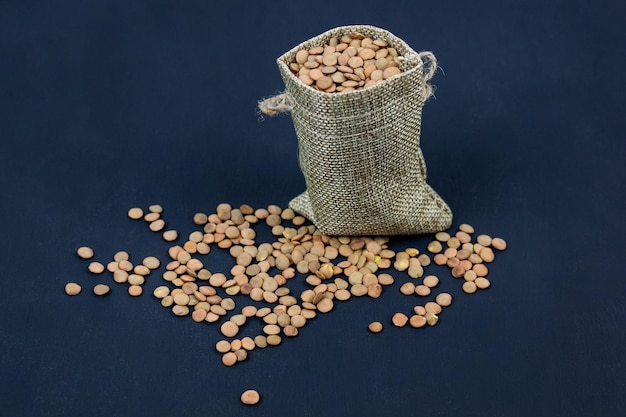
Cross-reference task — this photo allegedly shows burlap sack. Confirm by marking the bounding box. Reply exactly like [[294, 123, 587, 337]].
[[260, 25, 452, 236]]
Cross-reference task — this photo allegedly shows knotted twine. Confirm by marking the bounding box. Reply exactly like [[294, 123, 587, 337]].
[[259, 25, 452, 236]]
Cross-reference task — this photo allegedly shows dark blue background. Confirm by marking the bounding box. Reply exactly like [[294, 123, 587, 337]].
[[1, 1, 624, 416]]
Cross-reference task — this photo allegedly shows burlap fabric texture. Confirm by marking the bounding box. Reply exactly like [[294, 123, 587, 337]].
[[260, 25, 453, 236]]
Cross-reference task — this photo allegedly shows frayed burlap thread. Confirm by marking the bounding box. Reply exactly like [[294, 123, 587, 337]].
[[263, 25, 452, 236]]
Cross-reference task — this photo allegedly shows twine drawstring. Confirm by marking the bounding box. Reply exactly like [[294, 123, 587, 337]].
[[417, 51, 438, 99], [258, 92, 294, 117]]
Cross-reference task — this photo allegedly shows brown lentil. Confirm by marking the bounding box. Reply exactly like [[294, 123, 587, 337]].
[[153, 286, 170, 298], [367, 283, 383, 298], [127, 207, 143, 219], [447, 237, 461, 249], [414, 305, 427, 316], [148, 204, 163, 213], [409, 315, 427, 328], [456, 231, 471, 243], [400, 282, 416, 295], [427, 241, 442, 253], [93, 284, 110, 296], [473, 263, 489, 277], [479, 247, 495, 263], [133, 265, 150, 276], [425, 312, 439, 326], [221, 321, 239, 338], [222, 352, 237, 367], [283, 325, 299, 337], [422, 275, 439, 288], [476, 234, 492, 246], [65, 282, 82, 296], [191, 309, 207, 322], [433, 254, 448, 265], [172, 305, 189, 316], [234, 349, 248, 362], [215, 340, 231, 353], [149, 219, 165, 232], [143, 256, 160, 269], [462, 281, 478, 294], [241, 337, 256, 351], [425, 302, 442, 315], [377, 273, 394, 285], [435, 292, 453, 307], [254, 335, 268, 348], [106, 261, 119, 272], [415, 285, 431, 296], [316, 298, 334, 313], [266, 334, 282, 346], [230, 339, 243, 352], [160, 296, 173, 308], [88, 262, 105, 274], [451, 265, 466, 278], [127, 274, 144, 286], [128, 285, 143, 297], [291, 315, 306, 328], [491, 237, 507, 250], [118, 260, 133, 271], [392, 313, 409, 327], [368, 321, 383, 333], [76, 246, 94, 259], [350, 284, 368, 297], [240, 389, 260, 405], [475, 277, 491, 289]]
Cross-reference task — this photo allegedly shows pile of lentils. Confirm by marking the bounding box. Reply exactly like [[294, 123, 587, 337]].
[[67, 203, 507, 406], [289, 31, 403, 93]]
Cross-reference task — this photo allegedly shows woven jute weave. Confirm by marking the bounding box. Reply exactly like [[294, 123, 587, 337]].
[[261, 25, 452, 236]]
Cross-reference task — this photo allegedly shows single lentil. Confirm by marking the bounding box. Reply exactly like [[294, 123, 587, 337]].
[[93, 284, 110, 296], [368, 321, 383, 333], [240, 390, 260, 405], [65, 282, 82, 296], [76, 246, 94, 259]]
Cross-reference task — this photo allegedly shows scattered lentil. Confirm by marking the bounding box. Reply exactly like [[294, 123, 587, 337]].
[[128, 285, 143, 297], [392, 313, 409, 327], [221, 321, 239, 338], [409, 315, 426, 328], [215, 340, 231, 353], [222, 352, 237, 367], [93, 284, 110, 296], [491, 237, 507, 251], [76, 246, 94, 259], [368, 321, 383, 333], [88, 262, 105, 274], [435, 293, 453, 307], [422, 275, 439, 288], [427, 241, 443, 253], [240, 389, 260, 405], [143, 256, 160, 269], [425, 302, 442, 315], [462, 281, 478, 294], [425, 312, 439, 326], [415, 285, 431, 296], [475, 277, 491, 289], [65, 282, 81, 296], [127, 208, 143, 219], [476, 235, 492, 246]]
